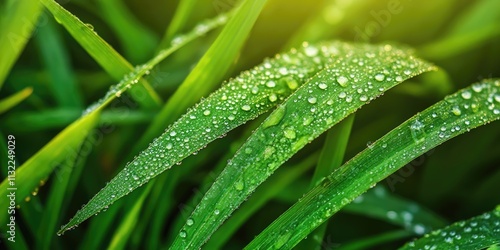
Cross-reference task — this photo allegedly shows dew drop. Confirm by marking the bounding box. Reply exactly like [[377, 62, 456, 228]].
[[374, 73, 385, 82], [228, 115, 235, 121], [284, 128, 296, 139], [461, 91, 472, 100], [241, 105, 251, 111], [203, 110, 211, 116], [494, 94, 500, 103], [360, 95, 368, 102], [170, 131, 177, 136], [451, 106, 462, 116], [214, 210, 220, 215], [345, 96, 352, 103], [269, 94, 278, 102], [307, 97, 317, 104], [266, 80, 276, 88], [234, 180, 244, 191], [318, 82, 328, 89], [179, 230, 187, 238], [338, 92, 346, 98], [166, 143, 173, 150], [336, 76, 348, 87], [186, 218, 194, 226], [304, 45, 319, 57]]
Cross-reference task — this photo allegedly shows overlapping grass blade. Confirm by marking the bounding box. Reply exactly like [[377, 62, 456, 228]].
[[96, 0, 158, 63], [39, 0, 161, 108], [135, 0, 268, 151], [246, 79, 500, 249], [0, 111, 100, 227], [0, 0, 42, 88], [171, 44, 434, 249], [401, 206, 500, 249], [57, 40, 348, 234], [0, 87, 33, 115]]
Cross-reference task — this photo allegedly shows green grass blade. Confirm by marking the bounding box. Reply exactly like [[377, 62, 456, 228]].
[[245, 79, 500, 249], [343, 186, 447, 232], [39, 0, 161, 109], [38, 143, 88, 250], [158, 0, 198, 49], [57, 40, 342, 235], [96, 0, 158, 63], [171, 44, 434, 249], [340, 230, 413, 250], [35, 17, 83, 108], [0, 111, 100, 228], [135, 0, 268, 151], [400, 207, 500, 249], [205, 151, 320, 249], [0, 0, 42, 89], [0, 87, 33, 115]]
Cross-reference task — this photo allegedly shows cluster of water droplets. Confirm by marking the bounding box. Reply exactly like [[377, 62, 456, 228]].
[[404, 209, 500, 249]]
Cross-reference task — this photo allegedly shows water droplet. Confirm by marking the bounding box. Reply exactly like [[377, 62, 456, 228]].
[[451, 106, 461, 116], [494, 94, 500, 103], [304, 45, 319, 57], [307, 97, 317, 104], [345, 96, 352, 103], [359, 95, 368, 102], [214, 210, 220, 215], [284, 128, 296, 139], [472, 84, 483, 92], [461, 91, 472, 100], [338, 92, 346, 98], [387, 211, 397, 220], [264, 146, 276, 158], [179, 230, 187, 238], [241, 105, 251, 111], [228, 115, 235, 121], [336, 76, 348, 87], [318, 82, 328, 89], [203, 110, 211, 116], [266, 80, 276, 88], [166, 143, 173, 150], [374, 73, 385, 82], [170, 131, 177, 136], [186, 218, 194, 226], [395, 75, 403, 82], [269, 94, 278, 102], [234, 179, 244, 191]]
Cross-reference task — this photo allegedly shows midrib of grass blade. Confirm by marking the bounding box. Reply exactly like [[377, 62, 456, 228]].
[[0, 0, 42, 89], [0, 111, 100, 228], [401, 207, 500, 249], [0, 87, 33, 115], [134, 0, 268, 152], [39, 0, 161, 109], [245, 79, 500, 249], [57, 41, 344, 234], [171, 44, 435, 249]]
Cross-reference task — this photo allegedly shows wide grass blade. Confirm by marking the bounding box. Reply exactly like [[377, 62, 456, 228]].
[[401, 207, 500, 249], [0, 87, 33, 115], [0, 0, 42, 88], [39, 0, 161, 109], [58, 40, 347, 235], [0, 111, 100, 227], [171, 44, 434, 249], [246, 79, 500, 249]]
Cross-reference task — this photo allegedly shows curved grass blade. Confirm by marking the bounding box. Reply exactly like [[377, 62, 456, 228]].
[[246, 79, 500, 249], [135, 0, 268, 152], [0, 0, 42, 88], [0, 87, 33, 115], [58, 41, 351, 234], [171, 44, 435, 249], [401, 207, 500, 249], [0, 110, 100, 227], [39, 0, 161, 108]]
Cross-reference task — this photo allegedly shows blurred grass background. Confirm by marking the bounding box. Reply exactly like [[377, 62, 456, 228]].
[[1, 0, 499, 249]]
